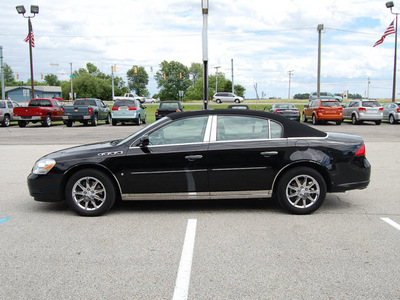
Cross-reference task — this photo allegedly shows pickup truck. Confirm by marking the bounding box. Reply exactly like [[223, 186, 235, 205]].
[[155, 101, 184, 120], [119, 93, 146, 103], [63, 98, 111, 127], [13, 98, 64, 127], [0, 99, 21, 127]]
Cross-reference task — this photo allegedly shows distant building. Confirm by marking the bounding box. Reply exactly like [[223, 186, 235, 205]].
[[5, 86, 62, 102]]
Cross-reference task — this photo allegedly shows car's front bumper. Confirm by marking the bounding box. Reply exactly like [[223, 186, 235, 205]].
[[27, 173, 64, 202]]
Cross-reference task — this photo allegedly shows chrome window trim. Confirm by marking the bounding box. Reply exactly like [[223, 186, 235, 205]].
[[130, 169, 207, 175]]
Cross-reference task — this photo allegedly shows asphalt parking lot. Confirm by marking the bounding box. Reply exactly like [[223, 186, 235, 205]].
[[1, 121, 400, 299]]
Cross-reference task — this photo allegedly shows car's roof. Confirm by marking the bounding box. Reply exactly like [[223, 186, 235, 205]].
[[168, 109, 327, 138]]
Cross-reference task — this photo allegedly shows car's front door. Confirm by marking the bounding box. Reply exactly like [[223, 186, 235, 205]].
[[122, 116, 210, 197], [207, 115, 287, 196]]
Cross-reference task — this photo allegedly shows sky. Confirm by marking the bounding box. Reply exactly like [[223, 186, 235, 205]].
[[0, 0, 398, 99]]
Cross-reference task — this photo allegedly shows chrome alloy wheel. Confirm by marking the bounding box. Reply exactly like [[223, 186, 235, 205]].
[[72, 176, 107, 211], [285, 174, 320, 209]]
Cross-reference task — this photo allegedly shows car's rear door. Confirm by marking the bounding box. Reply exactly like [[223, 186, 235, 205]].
[[207, 115, 287, 196]]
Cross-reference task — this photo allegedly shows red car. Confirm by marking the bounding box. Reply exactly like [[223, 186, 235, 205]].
[[303, 99, 343, 125]]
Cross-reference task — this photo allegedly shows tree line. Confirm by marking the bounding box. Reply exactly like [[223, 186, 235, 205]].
[[1, 61, 246, 101]]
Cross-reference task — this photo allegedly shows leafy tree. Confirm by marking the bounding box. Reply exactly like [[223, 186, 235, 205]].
[[294, 93, 310, 99], [44, 74, 60, 86], [189, 63, 202, 84], [127, 66, 149, 97], [3, 63, 16, 84], [154, 60, 191, 100]]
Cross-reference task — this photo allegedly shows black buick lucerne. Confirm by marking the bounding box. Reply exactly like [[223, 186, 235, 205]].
[[28, 109, 371, 216]]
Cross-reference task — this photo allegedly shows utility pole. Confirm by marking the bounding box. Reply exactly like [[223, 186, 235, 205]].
[[367, 76, 370, 99], [231, 58, 234, 93], [287, 70, 294, 99], [111, 65, 115, 100], [202, 0, 209, 109], [1, 46, 4, 100], [317, 24, 324, 98], [70, 63, 74, 101], [214, 65, 220, 92]]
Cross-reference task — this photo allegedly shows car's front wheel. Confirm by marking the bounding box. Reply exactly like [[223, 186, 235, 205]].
[[312, 114, 318, 125], [277, 167, 326, 214], [42, 115, 51, 127], [2, 115, 10, 127], [66, 169, 116, 216]]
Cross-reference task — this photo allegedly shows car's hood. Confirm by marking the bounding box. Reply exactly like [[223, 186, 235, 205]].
[[42, 140, 124, 161]]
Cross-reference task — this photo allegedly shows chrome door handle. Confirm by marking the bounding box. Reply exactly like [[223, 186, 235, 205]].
[[185, 155, 203, 161], [260, 151, 278, 157]]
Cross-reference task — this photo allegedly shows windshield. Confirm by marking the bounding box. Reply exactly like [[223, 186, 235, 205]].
[[116, 117, 170, 146]]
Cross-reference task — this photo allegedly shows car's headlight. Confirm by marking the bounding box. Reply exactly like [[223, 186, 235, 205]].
[[32, 159, 56, 175]]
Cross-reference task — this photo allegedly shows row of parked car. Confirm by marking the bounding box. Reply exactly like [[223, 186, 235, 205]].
[[270, 99, 400, 125], [0, 98, 186, 127]]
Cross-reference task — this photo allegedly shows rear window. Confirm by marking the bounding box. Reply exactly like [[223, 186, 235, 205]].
[[114, 100, 137, 107], [362, 101, 381, 108], [160, 102, 180, 110], [74, 100, 96, 106], [0, 102, 5, 108], [29, 100, 51, 107], [275, 104, 296, 109], [321, 101, 340, 107]]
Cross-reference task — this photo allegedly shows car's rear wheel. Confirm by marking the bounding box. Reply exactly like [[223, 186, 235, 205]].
[[91, 114, 98, 126], [389, 115, 396, 124], [235, 99, 240, 103], [18, 121, 27, 127], [312, 114, 318, 125], [375, 120, 381, 125], [65, 121, 73, 127], [351, 114, 359, 125], [277, 167, 326, 214], [66, 169, 116, 216], [216, 99, 222, 103], [302, 113, 307, 122], [336, 120, 342, 125], [42, 115, 51, 127], [106, 113, 111, 124]]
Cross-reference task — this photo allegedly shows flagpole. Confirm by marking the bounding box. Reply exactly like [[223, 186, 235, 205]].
[[28, 17, 35, 99]]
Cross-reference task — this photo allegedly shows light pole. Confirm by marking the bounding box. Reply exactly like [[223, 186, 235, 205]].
[[214, 65, 220, 93], [16, 5, 39, 99], [287, 70, 294, 99], [386, 1, 398, 102], [317, 24, 324, 98], [202, 0, 209, 109]]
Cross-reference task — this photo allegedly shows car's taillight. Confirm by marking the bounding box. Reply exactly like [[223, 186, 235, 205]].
[[397, 108, 400, 113], [128, 107, 137, 110], [112, 107, 119, 111], [358, 107, 366, 111], [338, 107, 343, 111], [275, 110, 281, 113], [88, 107, 93, 114], [379, 107, 384, 111], [317, 107, 325, 112], [176, 109, 180, 112], [355, 144, 366, 156], [155, 110, 159, 115]]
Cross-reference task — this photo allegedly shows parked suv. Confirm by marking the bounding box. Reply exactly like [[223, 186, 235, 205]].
[[212, 92, 244, 103], [342, 99, 383, 125], [0, 99, 20, 127], [309, 92, 343, 102], [303, 99, 343, 125], [382, 102, 400, 124]]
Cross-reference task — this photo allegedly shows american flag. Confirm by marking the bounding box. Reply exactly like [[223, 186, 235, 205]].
[[24, 29, 35, 47], [373, 20, 396, 47]]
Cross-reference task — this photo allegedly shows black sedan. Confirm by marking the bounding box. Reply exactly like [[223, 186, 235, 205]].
[[28, 109, 371, 216], [269, 103, 301, 121]]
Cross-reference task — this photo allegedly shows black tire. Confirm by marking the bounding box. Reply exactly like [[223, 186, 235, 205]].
[[143, 114, 147, 124], [375, 120, 381, 125], [106, 113, 111, 124], [336, 120, 342, 125], [312, 114, 318, 125], [234, 99, 240, 103], [2, 115, 10, 127], [42, 115, 51, 127], [277, 167, 326, 214], [137, 115, 141, 125], [65, 121, 73, 127], [302, 113, 307, 122], [18, 121, 27, 128], [65, 169, 116, 216], [351, 114, 359, 125], [389, 115, 396, 124], [91, 114, 98, 126], [216, 99, 222, 104], [112, 120, 117, 126]]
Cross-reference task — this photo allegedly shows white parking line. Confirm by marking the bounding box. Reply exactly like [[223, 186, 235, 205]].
[[381, 217, 400, 231], [172, 219, 197, 300]]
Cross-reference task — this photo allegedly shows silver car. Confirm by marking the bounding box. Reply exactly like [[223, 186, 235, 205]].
[[342, 99, 383, 125], [212, 92, 244, 103], [382, 102, 400, 124], [0, 99, 20, 127]]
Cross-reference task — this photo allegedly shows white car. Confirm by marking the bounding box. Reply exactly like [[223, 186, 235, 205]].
[[144, 97, 160, 103], [212, 92, 244, 103]]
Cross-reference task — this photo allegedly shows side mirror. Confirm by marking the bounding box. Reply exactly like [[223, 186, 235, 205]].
[[139, 135, 150, 147]]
